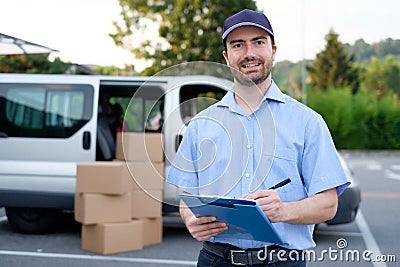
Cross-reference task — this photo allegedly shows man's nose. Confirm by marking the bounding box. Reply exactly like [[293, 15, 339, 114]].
[[244, 43, 256, 58]]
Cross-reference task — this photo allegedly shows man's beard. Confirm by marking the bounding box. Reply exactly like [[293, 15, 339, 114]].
[[233, 57, 273, 86]]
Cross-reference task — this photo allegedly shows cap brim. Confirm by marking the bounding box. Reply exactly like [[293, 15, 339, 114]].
[[222, 22, 274, 40]]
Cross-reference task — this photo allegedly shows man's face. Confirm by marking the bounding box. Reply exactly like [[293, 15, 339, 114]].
[[223, 26, 276, 86]]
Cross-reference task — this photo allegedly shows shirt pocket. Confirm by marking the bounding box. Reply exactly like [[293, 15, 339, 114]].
[[268, 147, 307, 201], [273, 146, 297, 162], [270, 146, 298, 180]]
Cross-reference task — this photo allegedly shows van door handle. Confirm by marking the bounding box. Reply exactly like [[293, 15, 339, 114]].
[[175, 134, 183, 152], [0, 132, 8, 138], [82, 131, 91, 150]]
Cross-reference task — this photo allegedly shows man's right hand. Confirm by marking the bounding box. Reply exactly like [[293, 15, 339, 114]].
[[180, 202, 228, 242]]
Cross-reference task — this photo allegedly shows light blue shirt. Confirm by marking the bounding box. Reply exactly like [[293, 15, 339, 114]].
[[167, 81, 350, 250]]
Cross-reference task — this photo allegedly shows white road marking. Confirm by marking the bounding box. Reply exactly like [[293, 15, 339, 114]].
[[0, 250, 197, 266], [347, 159, 383, 171], [367, 164, 382, 171], [385, 169, 400, 181], [390, 165, 400, 171], [356, 210, 387, 267], [348, 160, 380, 168]]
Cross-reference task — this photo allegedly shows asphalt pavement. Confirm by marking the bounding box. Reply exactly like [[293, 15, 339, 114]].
[[0, 151, 398, 266]]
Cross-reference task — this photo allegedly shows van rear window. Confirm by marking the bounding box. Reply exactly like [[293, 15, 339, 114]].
[[0, 83, 93, 138]]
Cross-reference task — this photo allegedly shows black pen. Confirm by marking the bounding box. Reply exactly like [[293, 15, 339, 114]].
[[269, 178, 291, 190]]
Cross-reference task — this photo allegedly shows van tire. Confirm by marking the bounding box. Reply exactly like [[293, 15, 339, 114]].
[[5, 207, 62, 234]]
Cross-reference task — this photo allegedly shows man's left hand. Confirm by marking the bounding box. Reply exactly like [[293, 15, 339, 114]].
[[244, 188, 338, 225], [243, 190, 284, 223]]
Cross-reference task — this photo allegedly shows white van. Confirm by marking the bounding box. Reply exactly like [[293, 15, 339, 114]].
[[0, 73, 230, 233]]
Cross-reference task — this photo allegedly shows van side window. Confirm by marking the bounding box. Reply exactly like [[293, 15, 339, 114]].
[[99, 85, 164, 134], [0, 83, 93, 138], [6, 88, 46, 130], [145, 99, 163, 132], [179, 84, 226, 124]]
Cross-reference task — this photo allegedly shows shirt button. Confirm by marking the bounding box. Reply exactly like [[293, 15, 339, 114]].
[[247, 116, 252, 121], [246, 144, 251, 149], [245, 173, 250, 178]]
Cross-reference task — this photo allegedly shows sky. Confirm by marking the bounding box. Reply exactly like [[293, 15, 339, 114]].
[[1, 0, 399, 70]]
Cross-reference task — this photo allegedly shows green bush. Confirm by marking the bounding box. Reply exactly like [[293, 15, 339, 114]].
[[366, 91, 400, 149], [307, 86, 353, 148], [349, 89, 375, 149], [307, 86, 400, 149]]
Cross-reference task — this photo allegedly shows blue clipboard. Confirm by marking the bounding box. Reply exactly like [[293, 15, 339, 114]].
[[179, 194, 284, 244]]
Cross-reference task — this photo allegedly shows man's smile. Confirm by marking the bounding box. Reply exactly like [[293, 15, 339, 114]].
[[241, 61, 262, 73]]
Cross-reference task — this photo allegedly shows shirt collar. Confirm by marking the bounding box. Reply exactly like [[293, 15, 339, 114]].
[[264, 80, 286, 103], [218, 80, 286, 112]]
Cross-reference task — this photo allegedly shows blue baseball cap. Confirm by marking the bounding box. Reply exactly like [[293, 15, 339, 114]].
[[222, 9, 274, 43]]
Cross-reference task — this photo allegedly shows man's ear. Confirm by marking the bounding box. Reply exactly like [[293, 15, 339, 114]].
[[272, 45, 277, 61], [222, 50, 230, 67]]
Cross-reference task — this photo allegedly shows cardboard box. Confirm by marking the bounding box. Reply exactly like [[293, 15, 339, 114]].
[[116, 132, 164, 162], [76, 162, 131, 195], [126, 161, 164, 190], [82, 220, 143, 254], [131, 190, 162, 218], [75, 192, 131, 224], [142, 217, 163, 246]]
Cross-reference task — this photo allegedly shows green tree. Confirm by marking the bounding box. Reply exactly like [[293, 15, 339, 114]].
[[111, 0, 257, 75], [307, 29, 359, 93], [93, 65, 137, 76], [374, 38, 400, 57], [362, 55, 400, 97], [0, 54, 71, 74], [345, 39, 374, 63]]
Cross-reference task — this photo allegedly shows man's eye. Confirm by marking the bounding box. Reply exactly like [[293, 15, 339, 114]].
[[256, 40, 265, 46], [232, 43, 242, 49]]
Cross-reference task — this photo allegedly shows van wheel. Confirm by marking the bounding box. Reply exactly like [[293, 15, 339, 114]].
[[5, 207, 61, 234]]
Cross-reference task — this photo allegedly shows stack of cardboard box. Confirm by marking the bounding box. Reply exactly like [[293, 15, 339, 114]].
[[116, 132, 164, 248], [75, 132, 164, 255]]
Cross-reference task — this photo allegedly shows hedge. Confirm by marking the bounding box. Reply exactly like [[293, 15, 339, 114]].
[[307, 87, 400, 149]]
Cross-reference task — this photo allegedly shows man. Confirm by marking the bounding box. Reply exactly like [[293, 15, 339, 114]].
[[167, 9, 350, 266]]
